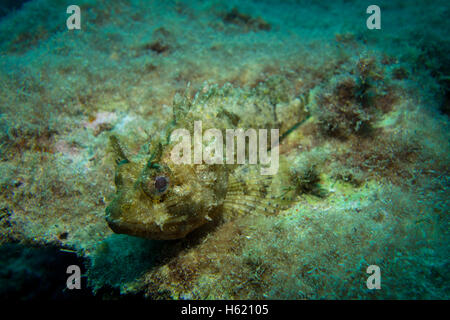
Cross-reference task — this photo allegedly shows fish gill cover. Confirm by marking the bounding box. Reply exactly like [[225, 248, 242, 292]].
[[0, 0, 448, 301]]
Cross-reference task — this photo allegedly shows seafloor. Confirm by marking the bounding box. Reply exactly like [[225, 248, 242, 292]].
[[0, 0, 449, 299]]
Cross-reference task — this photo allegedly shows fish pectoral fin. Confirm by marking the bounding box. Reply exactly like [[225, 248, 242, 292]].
[[223, 192, 294, 218], [223, 169, 294, 218]]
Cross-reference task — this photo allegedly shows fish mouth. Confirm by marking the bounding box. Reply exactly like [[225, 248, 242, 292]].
[[104, 203, 126, 235], [104, 189, 214, 240], [105, 202, 151, 239], [105, 212, 158, 239], [105, 202, 189, 240]]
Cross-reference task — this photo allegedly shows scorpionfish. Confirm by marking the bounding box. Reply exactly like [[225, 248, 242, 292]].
[[106, 82, 309, 240]]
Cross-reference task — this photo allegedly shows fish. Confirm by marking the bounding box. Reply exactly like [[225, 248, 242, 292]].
[[105, 82, 309, 240]]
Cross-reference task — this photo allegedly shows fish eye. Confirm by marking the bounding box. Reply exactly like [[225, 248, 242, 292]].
[[141, 174, 169, 197], [154, 176, 169, 193]]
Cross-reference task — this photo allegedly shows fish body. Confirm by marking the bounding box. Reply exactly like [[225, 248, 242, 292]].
[[106, 83, 309, 239]]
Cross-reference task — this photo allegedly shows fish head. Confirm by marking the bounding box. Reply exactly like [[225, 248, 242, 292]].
[[106, 142, 227, 240]]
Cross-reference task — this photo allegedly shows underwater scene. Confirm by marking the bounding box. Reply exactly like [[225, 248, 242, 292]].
[[0, 0, 449, 300]]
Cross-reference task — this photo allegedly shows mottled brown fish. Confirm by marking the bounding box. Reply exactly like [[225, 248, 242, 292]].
[[106, 83, 309, 239]]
